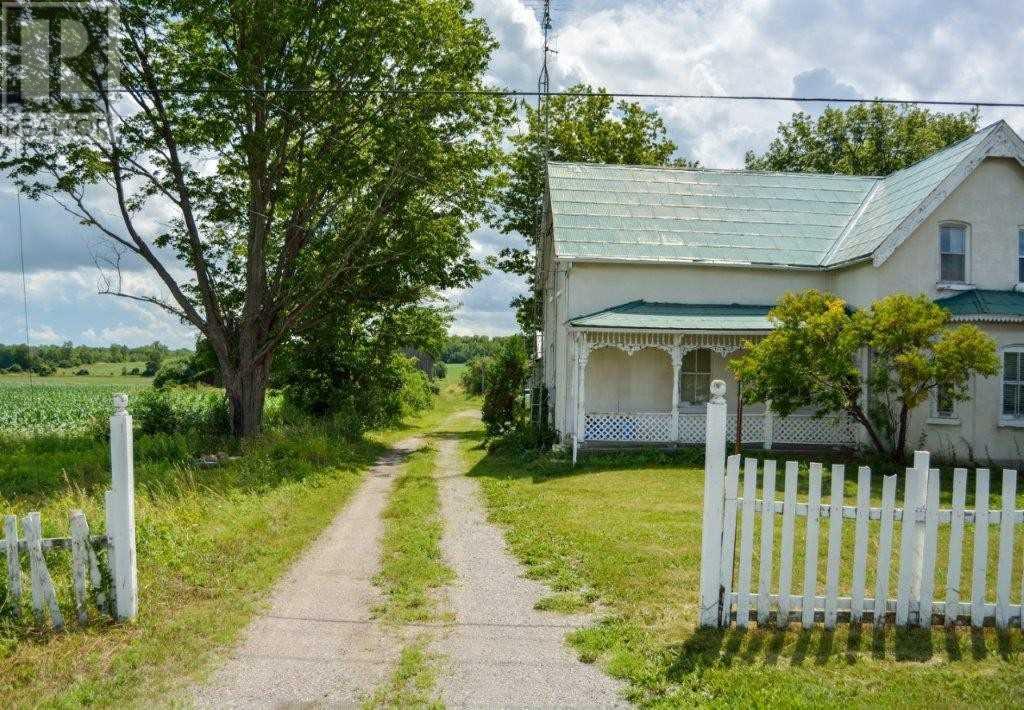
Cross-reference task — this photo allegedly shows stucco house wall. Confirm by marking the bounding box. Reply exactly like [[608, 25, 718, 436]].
[[568, 262, 827, 316], [823, 157, 1024, 461]]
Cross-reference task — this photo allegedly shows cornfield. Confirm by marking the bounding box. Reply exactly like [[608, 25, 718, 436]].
[[0, 381, 150, 435]]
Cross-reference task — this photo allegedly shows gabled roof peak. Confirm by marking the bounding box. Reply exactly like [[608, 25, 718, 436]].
[[546, 121, 1024, 270]]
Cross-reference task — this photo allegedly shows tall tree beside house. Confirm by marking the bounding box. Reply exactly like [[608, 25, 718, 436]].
[[730, 291, 999, 462], [745, 102, 979, 175], [493, 86, 694, 332], [1, 0, 508, 436]]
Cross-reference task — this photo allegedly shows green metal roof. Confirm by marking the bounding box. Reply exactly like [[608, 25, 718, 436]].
[[936, 289, 1024, 320], [547, 122, 1007, 268], [569, 300, 775, 331]]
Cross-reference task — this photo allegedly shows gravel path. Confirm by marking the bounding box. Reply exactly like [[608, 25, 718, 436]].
[[192, 437, 423, 708], [433, 426, 625, 708]]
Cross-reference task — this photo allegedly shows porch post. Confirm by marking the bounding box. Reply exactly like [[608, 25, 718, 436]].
[[764, 400, 773, 450], [574, 335, 589, 461], [670, 342, 682, 442]]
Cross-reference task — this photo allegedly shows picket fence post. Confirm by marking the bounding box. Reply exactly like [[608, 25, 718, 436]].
[[699, 380, 728, 628], [108, 394, 138, 622]]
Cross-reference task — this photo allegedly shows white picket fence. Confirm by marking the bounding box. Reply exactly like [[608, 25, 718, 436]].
[[1, 395, 138, 628], [699, 381, 1023, 630]]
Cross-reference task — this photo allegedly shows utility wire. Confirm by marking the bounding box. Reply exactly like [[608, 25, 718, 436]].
[[56, 86, 1024, 107]]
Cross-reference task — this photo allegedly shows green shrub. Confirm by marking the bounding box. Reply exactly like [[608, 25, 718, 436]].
[[130, 388, 231, 436], [481, 338, 529, 438], [460, 356, 492, 395], [33, 362, 56, 376], [142, 360, 159, 377], [281, 353, 433, 434], [432, 362, 447, 380], [74, 368, 89, 376]]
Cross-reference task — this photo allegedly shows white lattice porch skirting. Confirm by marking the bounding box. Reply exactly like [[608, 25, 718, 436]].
[[583, 411, 856, 446]]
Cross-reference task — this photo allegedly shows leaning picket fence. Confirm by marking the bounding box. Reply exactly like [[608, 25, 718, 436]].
[[699, 380, 1023, 630], [1, 395, 137, 629]]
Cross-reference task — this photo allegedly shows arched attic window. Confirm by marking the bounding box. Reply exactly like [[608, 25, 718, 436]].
[[939, 222, 969, 284]]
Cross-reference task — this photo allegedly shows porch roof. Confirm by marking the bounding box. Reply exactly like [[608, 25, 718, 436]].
[[569, 300, 774, 331], [936, 289, 1024, 321]]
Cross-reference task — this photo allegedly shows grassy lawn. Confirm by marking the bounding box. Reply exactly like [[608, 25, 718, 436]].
[[0, 371, 465, 707], [464, 441, 1024, 707]]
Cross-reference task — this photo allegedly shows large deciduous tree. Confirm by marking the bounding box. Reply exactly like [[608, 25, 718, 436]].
[[493, 86, 693, 331], [730, 291, 999, 462], [745, 102, 979, 176], [1, 0, 508, 436]]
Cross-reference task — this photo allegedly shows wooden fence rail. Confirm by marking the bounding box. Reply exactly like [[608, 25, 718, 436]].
[[699, 380, 1023, 631], [1, 395, 138, 629]]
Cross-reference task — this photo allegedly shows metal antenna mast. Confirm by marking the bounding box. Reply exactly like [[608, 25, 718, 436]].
[[537, 0, 553, 157]]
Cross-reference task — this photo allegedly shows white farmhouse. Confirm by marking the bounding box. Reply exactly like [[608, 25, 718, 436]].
[[539, 120, 1024, 463]]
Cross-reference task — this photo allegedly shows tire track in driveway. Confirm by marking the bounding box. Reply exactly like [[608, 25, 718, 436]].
[[432, 417, 626, 708], [192, 437, 422, 708]]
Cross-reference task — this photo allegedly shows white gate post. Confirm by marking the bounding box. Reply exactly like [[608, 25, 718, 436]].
[[108, 394, 138, 621], [699, 380, 729, 627], [763, 400, 773, 450], [909, 450, 930, 623]]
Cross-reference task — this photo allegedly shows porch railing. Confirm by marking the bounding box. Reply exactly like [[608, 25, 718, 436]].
[[584, 411, 856, 447]]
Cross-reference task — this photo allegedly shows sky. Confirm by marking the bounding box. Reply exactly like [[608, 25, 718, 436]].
[[3, 0, 1024, 348]]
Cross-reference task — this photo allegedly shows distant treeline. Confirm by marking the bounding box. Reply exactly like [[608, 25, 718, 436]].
[[441, 335, 519, 364], [0, 341, 192, 375]]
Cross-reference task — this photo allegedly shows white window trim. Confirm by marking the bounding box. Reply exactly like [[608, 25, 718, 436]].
[[1017, 227, 1024, 288], [680, 349, 712, 409], [927, 384, 959, 425], [1000, 345, 1024, 426], [937, 221, 972, 288]]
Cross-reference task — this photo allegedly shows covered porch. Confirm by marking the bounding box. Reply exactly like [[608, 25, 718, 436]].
[[567, 302, 856, 450]]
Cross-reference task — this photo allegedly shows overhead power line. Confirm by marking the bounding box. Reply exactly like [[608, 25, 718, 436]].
[[57, 86, 1024, 107]]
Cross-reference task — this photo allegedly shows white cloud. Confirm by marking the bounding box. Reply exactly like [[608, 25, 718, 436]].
[[29, 324, 62, 344], [0, 267, 196, 348]]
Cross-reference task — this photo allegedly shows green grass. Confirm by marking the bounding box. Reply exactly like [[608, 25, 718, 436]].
[[54, 361, 150, 378], [367, 380, 479, 708], [363, 638, 444, 710], [0, 370, 470, 708], [373, 444, 453, 624], [0, 360, 152, 387], [464, 442, 1024, 708], [367, 444, 450, 708]]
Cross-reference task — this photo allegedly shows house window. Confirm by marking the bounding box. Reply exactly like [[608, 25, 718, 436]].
[[1003, 348, 1024, 422], [1018, 229, 1024, 283], [680, 350, 711, 405], [933, 384, 956, 419], [940, 224, 967, 283]]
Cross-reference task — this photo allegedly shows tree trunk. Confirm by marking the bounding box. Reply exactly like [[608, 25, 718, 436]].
[[226, 362, 270, 438], [895, 403, 910, 464], [849, 404, 889, 457]]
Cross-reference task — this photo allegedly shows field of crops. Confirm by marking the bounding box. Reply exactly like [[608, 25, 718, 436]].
[[0, 380, 151, 435]]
